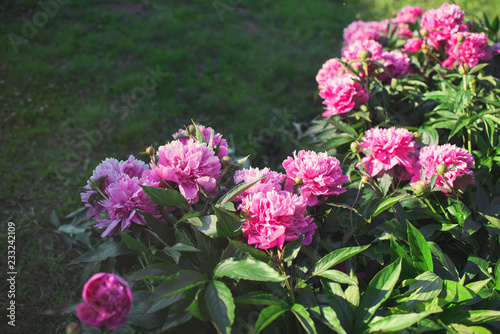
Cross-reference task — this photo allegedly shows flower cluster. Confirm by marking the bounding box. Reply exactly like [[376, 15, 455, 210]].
[[77, 273, 132, 329], [357, 128, 475, 193]]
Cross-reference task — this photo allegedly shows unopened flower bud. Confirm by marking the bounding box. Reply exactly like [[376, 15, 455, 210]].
[[436, 164, 446, 175], [420, 28, 428, 37], [146, 145, 155, 156], [413, 131, 421, 141], [66, 323, 82, 334], [413, 181, 425, 195], [350, 142, 360, 154], [360, 50, 370, 60], [361, 175, 370, 184], [456, 34, 465, 43], [360, 104, 368, 112], [187, 124, 196, 136], [221, 156, 232, 167], [89, 177, 99, 190], [294, 176, 303, 185]]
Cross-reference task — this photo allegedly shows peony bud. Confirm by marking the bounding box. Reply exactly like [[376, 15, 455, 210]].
[[456, 34, 465, 43], [66, 323, 82, 334], [221, 156, 232, 168], [413, 181, 425, 195], [361, 175, 370, 184], [436, 164, 446, 175], [420, 28, 428, 37], [146, 145, 155, 156], [294, 176, 303, 185], [360, 50, 370, 60], [413, 131, 421, 142], [187, 124, 196, 136], [350, 142, 360, 154]]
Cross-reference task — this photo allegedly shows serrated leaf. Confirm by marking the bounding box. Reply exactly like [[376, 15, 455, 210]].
[[205, 281, 235, 334], [291, 304, 317, 334], [310, 245, 370, 276], [69, 242, 135, 265], [213, 257, 287, 282], [255, 304, 288, 334], [141, 185, 190, 211]]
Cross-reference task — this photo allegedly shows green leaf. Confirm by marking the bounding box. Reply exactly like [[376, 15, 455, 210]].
[[282, 234, 304, 262], [444, 310, 500, 326], [254, 305, 288, 334], [188, 215, 218, 238], [466, 278, 492, 294], [127, 262, 180, 281], [291, 304, 317, 334], [213, 206, 242, 238], [448, 323, 493, 334], [235, 292, 288, 307], [469, 63, 489, 75], [213, 257, 287, 282], [141, 185, 190, 211], [205, 280, 235, 334], [187, 289, 210, 321], [69, 241, 135, 265], [152, 270, 208, 298], [368, 313, 430, 333], [191, 119, 207, 144], [227, 239, 271, 263], [390, 237, 416, 279], [355, 258, 402, 324], [441, 280, 474, 304], [448, 115, 469, 140], [163, 243, 201, 264], [309, 305, 347, 334], [398, 271, 443, 309], [373, 194, 406, 217], [312, 270, 358, 286], [408, 221, 433, 273], [119, 231, 148, 252], [177, 211, 206, 225], [216, 176, 266, 207], [322, 281, 354, 332], [310, 245, 370, 276], [454, 90, 472, 113]]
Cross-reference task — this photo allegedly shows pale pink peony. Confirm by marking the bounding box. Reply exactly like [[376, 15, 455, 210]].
[[420, 3, 467, 49], [411, 144, 474, 192], [343, 20, 385, 45], [145, 139, 221, 203], [358, 127, 418, 180], [95, 175, 161, 237], [395, 6, 423, 38], [77, 273, 132, 329], [239, 190, 316, 250], [173, 124, 229, 159], [403, 38, 423, 53], [283, 150, 348, 206], [316, 58, 348, 89], [442, 32, 493, 69], [341, 39, 384, 63], [232, 167, 285, 202], [319, 75, 369, 117], [377, 50, 412, 82], [81, 156, 149, 219]]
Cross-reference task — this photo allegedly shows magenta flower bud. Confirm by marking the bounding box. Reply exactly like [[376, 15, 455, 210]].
[[76, 273, 133, 329]]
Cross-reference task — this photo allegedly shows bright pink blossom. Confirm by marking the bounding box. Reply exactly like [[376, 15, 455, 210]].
[[403, 38, 423, 53], [319, 75, 369, 117], [377, 50, 412, 82], [173, 124, 229, 159], [239, 190, 316, 249], [81, 156, 149, 219], [343, 20, 384, 45], [395, 6, 423, 37], [442, 32, 493, 69], [77, 273, 132, 329], [316, 58, 348, 89], [232, 167, 285, 202], [358, 127, 418, 180], [341, 39, 384, 63], [411, 144, 474, 193], [420, 3, 467, 49], [146, 139, 221, 203], [96, 175, 161, 237], [283, 150, 348, 206]]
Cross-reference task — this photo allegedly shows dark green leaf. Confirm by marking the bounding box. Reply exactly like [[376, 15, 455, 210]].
[[141, 185, 190, 211], [448, 115, 469, 140], [188, 215, 218, 238], [227, 239, 271, 263], [213, 257, 287, 282], [69, 242, 135, 265], [213, 206, 243, 238], [205, 280, 235, 334], [309, 305, 347, 334], [216, 176, 266, 207], [235, 292, 288, 307], [177, 211, 206, 225], [398, 271, 443, 309], [127, 262, 180, 281], [373, 194, 406, 217], [282, 234, 304, 262], [186, 289, 210, 321], [119, 231, 148, 252], [310, 245, 370, 276], [151, 270, 207, 299], [322, 280, 354, 332], [291, 304, 317, 334], [254, 305, 288, 334], [408, 222, 433, 273]]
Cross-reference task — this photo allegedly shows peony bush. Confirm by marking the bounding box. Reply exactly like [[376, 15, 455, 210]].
[[63, 3, 500, 333]]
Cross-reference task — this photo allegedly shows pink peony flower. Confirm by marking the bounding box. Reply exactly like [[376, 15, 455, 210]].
[[96, 175, 161, 237], [403, 38, 423, 53], [358, 127, 418, 180], [442, 32, 493, 69], [319, 74, 369, 117], [239, 190, 316, 250], [77, 273, 132, 329], [411, 144, 474, 193], [173, 124, 228, 159], [145, 139, 221, 203], [232, 167, 285, 202], [491, 43, 500, 55], [395, 6, 423, 38], [283, 150, 348, 206], [81, 156, 149, 219], [343, 20, 384, 45], [420, 3, 467, 49], [377, 50, 412, 82], [341, 39, 384, 63], [316, 58, 349, 89]]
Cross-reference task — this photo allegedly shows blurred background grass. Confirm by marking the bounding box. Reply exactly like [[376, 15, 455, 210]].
[[1, 0, 499, 332]]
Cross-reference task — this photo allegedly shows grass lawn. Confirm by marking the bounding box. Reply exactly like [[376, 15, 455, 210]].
[[1, 0, 498, 332]]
